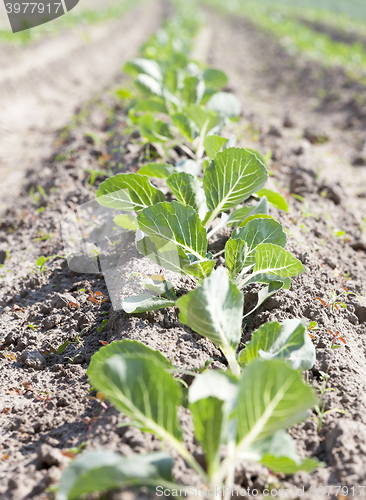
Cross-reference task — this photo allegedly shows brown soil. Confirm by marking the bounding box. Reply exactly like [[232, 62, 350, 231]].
[[1, 5, 366, 500]]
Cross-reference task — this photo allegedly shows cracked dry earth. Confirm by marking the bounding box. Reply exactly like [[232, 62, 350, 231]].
[[1, 4, 366, 500]]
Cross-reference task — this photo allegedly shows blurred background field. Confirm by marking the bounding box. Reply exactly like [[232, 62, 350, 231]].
[[207, 0, 366, 81], [242, 0, 366, 21], [0, 0, 132, 44]]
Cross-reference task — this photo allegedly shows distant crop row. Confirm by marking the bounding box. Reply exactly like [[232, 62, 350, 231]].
[[207, 0, 366, 82], [236, 0, 366, 23], [56, 4, 321, 499]]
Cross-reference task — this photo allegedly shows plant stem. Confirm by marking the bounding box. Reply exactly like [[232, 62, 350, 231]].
[[224, 439, 236, 500], [179, 143, 197, 160], [222, 345, 241, 378], [237, 269, 262, 289], [204, 209, 220, 230], [212, 248, 225, 259], [169, 436, 209, 483], [195, 119, 209, 161]]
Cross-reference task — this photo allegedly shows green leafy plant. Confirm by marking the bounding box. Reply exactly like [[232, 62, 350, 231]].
[[56, 339, 319, 500], [311, 372, 348, 432], [97, 319, 109, 333], [55, 7, 323, 498], [33, 255, 64, 274], [97, 3, 293, 316], [97, 148, 302, 314], [123, 18, 240, 168], [237, 318, 316, 371], [177, 270, 315, 374]]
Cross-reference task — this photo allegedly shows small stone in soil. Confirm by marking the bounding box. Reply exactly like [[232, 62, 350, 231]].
[[19, 351, 45, 370]]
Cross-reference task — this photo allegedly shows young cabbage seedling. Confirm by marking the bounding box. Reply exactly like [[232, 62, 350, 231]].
[[177, 270, 316, 376], [123, 20, 240, 169], [56, 337, 319, 500], [96, 147, 302, 315]]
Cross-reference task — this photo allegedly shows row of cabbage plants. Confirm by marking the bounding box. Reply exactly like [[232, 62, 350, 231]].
[[56, 6, 319, 499]]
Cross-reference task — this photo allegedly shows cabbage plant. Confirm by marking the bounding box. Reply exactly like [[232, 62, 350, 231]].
[[56, 327, 318, 500], [96, 147, 302, 314]]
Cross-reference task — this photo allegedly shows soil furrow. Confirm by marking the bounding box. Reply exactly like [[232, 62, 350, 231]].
[[0, 1, 165, 214]]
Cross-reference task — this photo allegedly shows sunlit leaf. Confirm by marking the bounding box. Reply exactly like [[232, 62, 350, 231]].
[[138, 114, 174, 143], [123, 295, 175, 313], [207, 92, 241, 118], [96, 173, 165, 211], [177, 267, 244, 351], [256, 189, 289, 212], [114, 214, 137, 231], [225, 238, 248, 280], [243, 430, 320, 473], [253, 243, 305, 279], [123, 58, 162, 81], [187, 105, 222, 134], [171, 113, 195, 140], [134, 98, 168, 114], [202, 68, 228, 90], [88, 352, 182, 439], [204, 135, 228, 159], [238, 319, 316, 370], [56, 450, 173, 500], [236, 360, 317, 447], [135, 74, 163, 97], [138, 163, 175, 179], [227, 197, 269, 227], [182, 76, 205, 104], [203, 148, 268, 223], [232, 218, 287, 267], [136, 201, 211, 278], [167, 172, 207, 219]]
